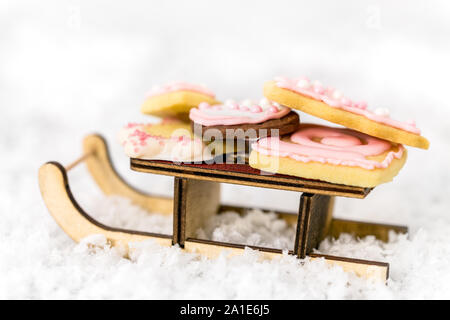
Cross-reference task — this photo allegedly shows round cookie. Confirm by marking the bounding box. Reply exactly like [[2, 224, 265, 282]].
[[141, 82, 220, 120], [264, 78, 429, 149], [249, 124, 408, 188], [189, 98, 300, 142]]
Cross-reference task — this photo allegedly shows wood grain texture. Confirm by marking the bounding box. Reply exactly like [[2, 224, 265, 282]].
[[131, 159, 372, 198], [83, 134, 173, 215], [294, 194, 335, 258], [176, 178, 221, 246]]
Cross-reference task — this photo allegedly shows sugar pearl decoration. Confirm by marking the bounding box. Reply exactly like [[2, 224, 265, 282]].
[[250, 105, 263, 113], [314, 85, 325, 94], [259, 97, 271, 107], [356, 101, 368, 110], [296, 78, 310, 88], [225, 99, 238, 109], [374, 107, 390, 117], [332, 90, 343, 100], [268, 106, 279, 113]]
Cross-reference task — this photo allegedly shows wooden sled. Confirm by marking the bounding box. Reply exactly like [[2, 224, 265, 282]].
[[39, 134, 408, 281]]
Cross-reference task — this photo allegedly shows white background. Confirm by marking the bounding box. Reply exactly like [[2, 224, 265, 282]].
[[1, 0, 450, 299]]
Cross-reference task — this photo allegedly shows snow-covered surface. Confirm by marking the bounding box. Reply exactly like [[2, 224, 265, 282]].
[[1, 0, 450, 299]]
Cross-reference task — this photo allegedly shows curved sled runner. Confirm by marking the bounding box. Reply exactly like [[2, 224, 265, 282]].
[[39, 134, 408, 281]]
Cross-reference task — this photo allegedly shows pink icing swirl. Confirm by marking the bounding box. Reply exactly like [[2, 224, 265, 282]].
[[252, 125, 405, 170], [189, 98, 291, 126], [274, 77, 421, 135], [146, 81, 215, 98]]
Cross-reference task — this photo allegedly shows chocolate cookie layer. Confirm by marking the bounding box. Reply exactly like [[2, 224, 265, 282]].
[[191, 111, 300, 141]]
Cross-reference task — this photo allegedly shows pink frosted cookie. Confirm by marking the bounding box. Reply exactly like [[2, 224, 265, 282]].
[[118, 121, 213, 162], [264, 77, 429, 149], [249, 124, 407, 187], [189, 98, 300, 140], [141, 82, 219, 120]]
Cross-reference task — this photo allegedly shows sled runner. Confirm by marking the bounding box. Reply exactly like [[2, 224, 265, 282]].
[[39, 134, 407, 281]]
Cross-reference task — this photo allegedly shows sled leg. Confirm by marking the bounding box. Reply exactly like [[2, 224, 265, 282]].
[[294, 193, 334, 258], [82, 134, 173, 215], [39, 162, 172, 248], [174, 177, 221, 246]]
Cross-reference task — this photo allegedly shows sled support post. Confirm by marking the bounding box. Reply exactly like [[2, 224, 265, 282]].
[[173, 177, 221, 247], [294, 194, 334, 258]]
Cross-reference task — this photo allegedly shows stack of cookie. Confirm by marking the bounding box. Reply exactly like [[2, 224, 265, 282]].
[[119, 81, 301, 164], [119, 82, 220, 163], [250, 77, 429, 187], [119, 77, 429, 188]]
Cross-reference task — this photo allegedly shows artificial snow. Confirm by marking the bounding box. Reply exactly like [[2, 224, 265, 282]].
[[1, 0, 450, 299], [196, 209, 296, 251]]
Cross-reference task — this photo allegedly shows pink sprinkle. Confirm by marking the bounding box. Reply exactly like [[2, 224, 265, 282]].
[[250, 105, 263, 113], [134, 147, 139, 153], [140, 141, 146, 146], [406, 119, 416, 126], [126, 123, 143, 129], [356, 101, 368, 109], [313, 85, 325, 94]]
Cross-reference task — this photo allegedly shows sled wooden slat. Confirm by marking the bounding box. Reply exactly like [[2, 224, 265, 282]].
[[130, 159, 372, 199], [184, 238, 389, 281]]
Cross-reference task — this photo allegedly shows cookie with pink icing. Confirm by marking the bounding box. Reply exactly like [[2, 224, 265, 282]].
[[189, 98, 300, 141], [264, 77, 429, 149], [118, 120, 214, 162], [249, 124, 407, 187], [141, 81, 220, 120]]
